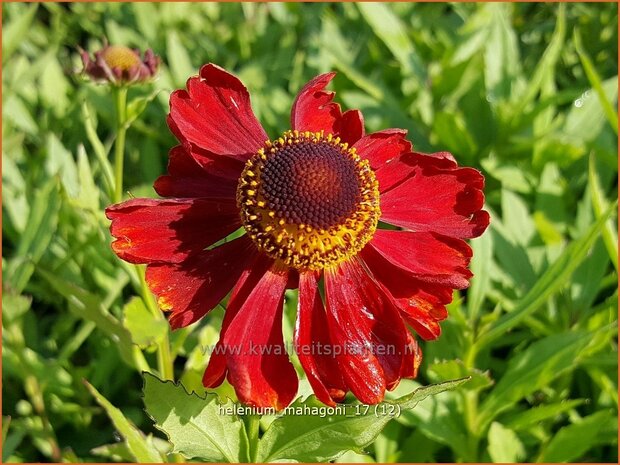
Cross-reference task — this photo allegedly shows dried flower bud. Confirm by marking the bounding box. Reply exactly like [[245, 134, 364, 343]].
[[79, 43, 159, 86]]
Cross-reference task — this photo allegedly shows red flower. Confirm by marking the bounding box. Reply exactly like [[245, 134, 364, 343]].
[[106, 64, 489, 410]]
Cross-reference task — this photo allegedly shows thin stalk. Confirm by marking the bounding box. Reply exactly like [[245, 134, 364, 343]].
[[246, 414, 260, 463], [24, 374, 61, 462], [462, 330, 481, 461], [113, 86, 128, 204], [111, 86, 173, 380], [138, 265, 174, 380]]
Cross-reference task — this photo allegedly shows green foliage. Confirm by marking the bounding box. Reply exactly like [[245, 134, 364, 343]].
[[143, 373, 250, 462], [142, 373, 466, 463], [2, 2, 617, 463], [85, 381, 164, 463]]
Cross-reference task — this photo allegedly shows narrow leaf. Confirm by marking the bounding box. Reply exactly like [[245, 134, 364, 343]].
[[588, 153, 618, 271], [6, 178, 60, 293], [37, 269, 141, 370], [574, 30, 618, 134], [357, 3, 425, 81], [467, 232, 494, 321], [2, 4, 38, 62], [538, 410, 614, 462], [505, 399, 585, 431], [477, 202, 617, 347], [478, 331, 592, 429], [85, 380, 164, 463]]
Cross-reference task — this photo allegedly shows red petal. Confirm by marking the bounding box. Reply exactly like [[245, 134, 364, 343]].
[[401, 332, 423, 379], [373, 150, 462, 195], [291, 73, 340, 134], [380, 153, 489, 239], [223, 264, 298, 410], [370, 230, 473, 289], [324, 259, 408, 403], [336, 109, 365, 145], [106, 198, 240, 264], [296, 272, 346, 406], [353, 129, 411, 170], [154, 145, 240, 199], [145, 235, 257, 329], [168, 63, 267, 160], [202, 254, 272, 388], [291, 73, 365, 144], [361, 242, 453, 341]]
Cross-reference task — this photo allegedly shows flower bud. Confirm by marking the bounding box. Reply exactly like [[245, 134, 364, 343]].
[[79, 42, 159, 86]]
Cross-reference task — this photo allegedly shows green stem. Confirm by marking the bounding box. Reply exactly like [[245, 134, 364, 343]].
[[138, 265, 174, 380], [113, 86, 128, 204], [110, 87, 174, 380], [246, 414, 260, 463], [462, 330, 480, 460]]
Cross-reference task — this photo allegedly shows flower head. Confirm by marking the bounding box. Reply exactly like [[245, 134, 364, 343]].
[[106, 64, 489, 410], [80, 42, 159, 85]]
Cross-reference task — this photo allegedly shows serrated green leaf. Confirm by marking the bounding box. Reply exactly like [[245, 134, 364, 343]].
[[487, 422, 525, 463], [123, 296, 168, 348], [85, 381, 164, 463], [142, 372, 250, 462], [538, 410, 614, 462], [256, 378, 468, 462]]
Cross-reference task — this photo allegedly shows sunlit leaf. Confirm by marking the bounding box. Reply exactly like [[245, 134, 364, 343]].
[[85, 380, 164, 463], [142, 373, 250, 462]]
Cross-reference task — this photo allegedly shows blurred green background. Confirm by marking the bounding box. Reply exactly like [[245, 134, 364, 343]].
[[2, 2, 618, 463]]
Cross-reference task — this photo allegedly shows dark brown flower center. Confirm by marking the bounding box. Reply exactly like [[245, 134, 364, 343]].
[[260, 141, 360, 229], [237, 130, 380, 271]]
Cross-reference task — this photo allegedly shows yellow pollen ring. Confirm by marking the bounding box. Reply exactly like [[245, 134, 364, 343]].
[[237, 130, 380, 271]]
